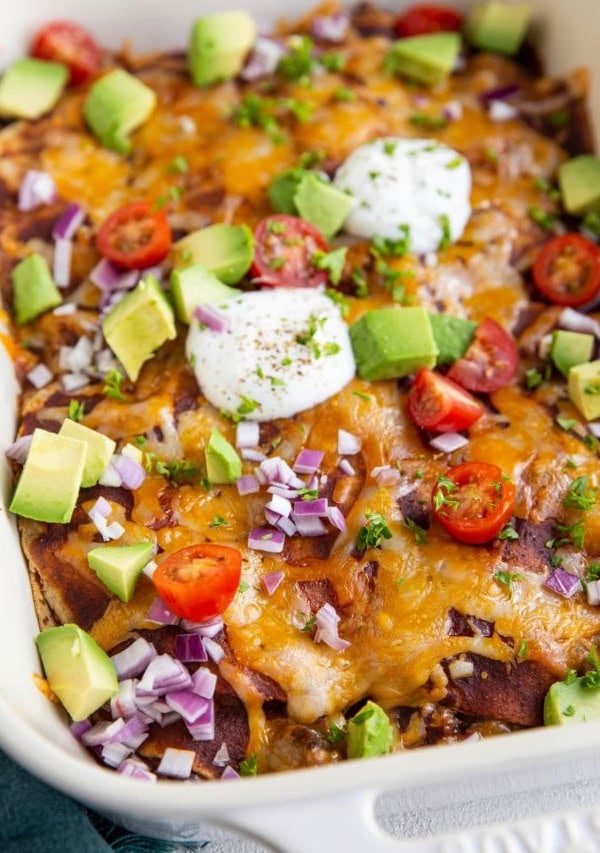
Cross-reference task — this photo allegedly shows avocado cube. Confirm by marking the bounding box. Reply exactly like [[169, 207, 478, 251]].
[[293, 173, 353, 239], [170, 263, 239, 324], [569, 360, 600, 421], [551, 331, 594, 378], [0, 58, 67, 120], [428, 313, 477, 365], [59, 419, 116, 488], [102, 275, 176, 382], [173, 224, 254, 285], [465, 2, 531, 56], [544, 676, 600, 726], [88, 541, 154, 602], [188, 10, 257, 88], [36, 624, 118, 720], [10, 429, 86, 524], [350, 307, 439, 381], [205, 430, 242, 484], [347, 701, 393, 759], [12, 254, 62, 325], [559, 156, 600, 216], [386, 32, 461, 86], [83, 69, 157, 155], [268, 168, 308, 215]]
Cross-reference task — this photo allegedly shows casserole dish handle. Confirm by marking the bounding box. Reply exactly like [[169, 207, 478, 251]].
[[222, 792, 600, 852]]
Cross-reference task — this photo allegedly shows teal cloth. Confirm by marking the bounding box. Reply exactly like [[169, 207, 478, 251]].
[[0, 748, 209, 852]]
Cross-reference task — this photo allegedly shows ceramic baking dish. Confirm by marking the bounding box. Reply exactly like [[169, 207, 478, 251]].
[[2, 1, 600, 850]]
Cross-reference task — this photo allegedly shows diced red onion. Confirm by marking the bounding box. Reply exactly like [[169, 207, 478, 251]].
[[430, 432, 469, 453], [70, 720, 92, 740], [185, 699, 215, 742], [59, 336, 93, 373], [173, 633, 208, 663], [111, 637, 157, 680], [241, 36, 285, 81], [376, 467, 401, 488], [371, 465, 391, 479], [262, 570, 284, 596], [143, 559, 158, 579], [62, 373, 90, 392], [292, 498, 328, 517], [90, 258, 139, 292], [99, 463, 122, 488], [449, 659, 475, 680], [266, 494, 292, 518], [90, 496, 112, 518], [338, 459, 356, 476], [237, 474, 260, 495], [53, 203, 85, 240], [194, 304, 230, 333], [53, 303, 76, 316], [242, 448, 267, 463], [111, 679, 138, 719], [221, 765, 241, 780], [443, 100, 463, 122], [27, 363, 53, 389], [159, 711, 182, 728], [337, 429, 361, 455], [105, 520, 125, 541], [236, 420, 260, 449], [212, 742, 230, 767], [146, 598, 179, 626], [118, 759, 157, 781], [185, 616, 224, 638], [123, 732, 149, 751], [267, 484, 300, 499], [18, 170, 57, 211], [165, 690, 210, 724], [108, 714, 148, 744], [559, 307, 600, 338], [264, 507, 281, 527], [587, 579, 600, 606], [82, 718, 125, 747], [102, 742, 133, 768], [293, 516, 327, 537], [293, 449, 324, 474], [53, 238, 72, 288], [138, 655, 192, 695], [157, 747, 195, 779], [314, 603, 351, 651], [489, 100, 518, 121], [327, 505, 346, 533], [276, 515, 297, 537], [203, 637, 225, 664], [5, 434, 33, 464], [311, 10, 349, 41], [480, 84, 521, 104], [112, 454, 146, 490], [538, 334, 553, 361], [191, 667, 217, 699], [248, 527, 286, 553], [545, 569, 582, 599]]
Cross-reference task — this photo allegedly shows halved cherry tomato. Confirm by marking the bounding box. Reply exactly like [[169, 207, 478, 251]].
[[96, 201, 172, 270], [432, 462, 516, 545], [31, 21, 101, 86], [153, 544, 242, 622], [447, 319, 518, 394], [395, 4, 463, 37], [251, 215, 329, 288], [532, 234, 600, 307], [408, 368, 484, 433]]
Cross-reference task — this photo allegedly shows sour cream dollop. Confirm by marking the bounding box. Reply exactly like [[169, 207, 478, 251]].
[[186, 288, 355, 421], [333, 137, 472, 255]]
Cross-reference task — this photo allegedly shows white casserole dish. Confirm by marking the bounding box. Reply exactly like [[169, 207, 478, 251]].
[[2, 1, 600, 850]]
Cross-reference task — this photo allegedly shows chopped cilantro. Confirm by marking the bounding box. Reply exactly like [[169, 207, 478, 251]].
[[267, 219, 286, 235], [446, 157, 462, 170], [498, 523, 519, 541], [525, 368, 543, 390], [355, 510, 393, 554], [270, 376, 286, 387], [351, 267, 369, 297], [103, 369, 127, 401], [518, 640, 528, 658], [134, 435, 146, 448], [239, 755, 258, 776], [585, 434, 600, 452], [68, 399, 84, 422], [550, 552, 563, 568], [403, 517, 428, 545], [528, 205, 555, 231], [298, 149, 326, 169], [372, 225, 410, 257], [152, 457, 199, 483], [334, 87, 356, 102], [586, 563, 600, 582], [238, 396, 260, 416], [167, 155, 188, 175], [352, 390, 371, 401], [582, 212, 600, 240], [494, 570, 524, 598], [383, 140, 397, 156], [278, 35, 314, 83], [438, 213, 451, 250], [312, 247, 347, 285], [300, 614, 317, 632], [564, 476, 596, 511], [554, 519, 586, 550], [548, 110, 571, 128], [238, 580, 250, 593], [325, 288, 350, 317], [209, 515, 227, 529], [326, 722, 346, 744], [319, 51, 345, 72], [409, 112, 448, 131], [432, 475, 460, 512]]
